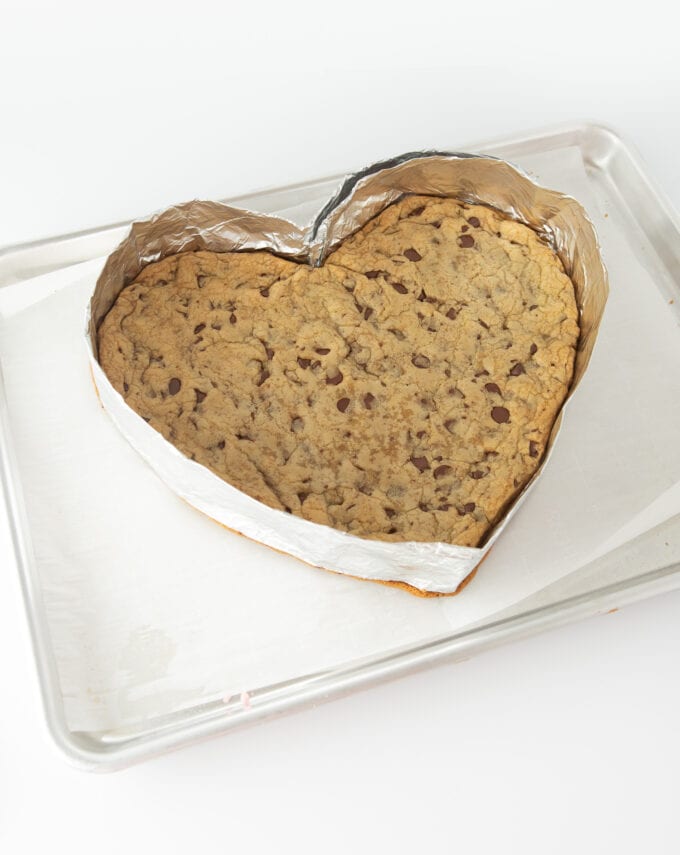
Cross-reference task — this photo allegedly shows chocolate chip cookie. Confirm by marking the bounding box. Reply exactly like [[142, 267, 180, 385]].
[[98, 195, 579, 547]]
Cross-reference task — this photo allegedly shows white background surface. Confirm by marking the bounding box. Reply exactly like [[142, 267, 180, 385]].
[[1, 2, 680, 852]]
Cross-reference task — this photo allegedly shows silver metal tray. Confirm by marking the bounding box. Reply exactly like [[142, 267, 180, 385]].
[[3, 122, 680, 771]]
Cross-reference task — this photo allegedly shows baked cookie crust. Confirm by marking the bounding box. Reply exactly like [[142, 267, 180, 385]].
[[98, 195, 579, 547]]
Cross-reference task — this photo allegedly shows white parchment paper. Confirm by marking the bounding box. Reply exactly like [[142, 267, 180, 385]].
[[2, 145, 680, 733]]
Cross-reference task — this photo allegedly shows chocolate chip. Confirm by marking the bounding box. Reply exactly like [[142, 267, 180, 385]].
[[529, 440, 539, 458], [468, 217, 481, 228], [387, 527, 398, 534], [229, 313, 237, 325], [461, 224, 469, 232], [491, 406, 510, 424], [384, 507, 396, 518], [530, 343, 538, 356], [315, 348, 331, 355], [479, 319, 490, 330], [484, 382, 501, 394], [404, 248, 422, 262], [433, 465, 452, 479], [123, 382, 129, 393], [446, 308, 457, 320], [256, 369, 270, 387], [418, 502, 429, 512], [529, 304, 538, 311], [391, 282, 408, 294], [259, 287, 270, 297], [337, 397, 350, 413], [417, 290, 428, 303], [416, 430, 427, 439], [364, 307, 373, 320], [464, 502, 476, 513], [265, 347, 275, 360], [475, 370, 490, 377], [365, 270, 384, 279], [410, 455, 430, 472], [509, 363, 525, 376], [411, 354, 431, 369], [168, 378, 181, 395], [470, 470, 486, 479], [194, 389, 207, 404], [363, 393, 376, 410], [217, 440, 226, 449], [459, 234, 475, 248], [438, 503, 451, 511], [444, 419, 457, 434], [389, 328, 406, 340], [408, 205, 425, 217], [297, 357, 311, 369], [193, 323, 206, 334], [297, 492, 308, 504], [326, 371, 343, 386]]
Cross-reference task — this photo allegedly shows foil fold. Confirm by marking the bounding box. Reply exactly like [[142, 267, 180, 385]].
[[86, 152, 608, 595]]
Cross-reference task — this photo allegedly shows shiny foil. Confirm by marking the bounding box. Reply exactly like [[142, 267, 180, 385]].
[[86, 152, 608, 595]]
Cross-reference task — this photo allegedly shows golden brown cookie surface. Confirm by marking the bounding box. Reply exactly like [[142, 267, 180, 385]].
[[98, 196, 579, 546]]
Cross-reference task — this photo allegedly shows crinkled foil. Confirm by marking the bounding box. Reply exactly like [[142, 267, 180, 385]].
[[86, 152, 608, 595]]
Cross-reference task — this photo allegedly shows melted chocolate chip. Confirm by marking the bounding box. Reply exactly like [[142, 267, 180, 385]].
[[461, 224, 469, 232], [363, 393, 376, 410], [459, 234, 475, 248], [468, 216, 481, 228], [491, 406, 510, 424], [168, 378, 181, 395], [446, 308, 458, 320], [404, 248, 422, 262], [484, 382, 501, 394], [337, 397, 350, 413], [297, 357, 311, 369], [509, 363, 525, 376], [315, 348, 331, 355], [194, 389, 207, 404], [326, 371, 343, 386], [410, 455, 430, 472], [433, 465, 452, 479], [529, 440, 539, 458], [391, 282, 408, 294], [411, 354, 431, 369], [193, 323, 206, 334]]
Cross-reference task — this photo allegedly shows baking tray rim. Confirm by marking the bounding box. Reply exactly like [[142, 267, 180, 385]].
[[3, 120, 680, 771]]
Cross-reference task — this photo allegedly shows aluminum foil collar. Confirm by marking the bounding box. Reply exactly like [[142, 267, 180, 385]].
[[86, 152, 608, 595]]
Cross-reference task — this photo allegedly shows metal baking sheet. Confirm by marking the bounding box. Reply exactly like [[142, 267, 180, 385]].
[[3, 122, 680, 770]]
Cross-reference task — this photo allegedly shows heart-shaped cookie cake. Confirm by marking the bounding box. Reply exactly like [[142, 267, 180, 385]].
[[98, 194, 579, 548]]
